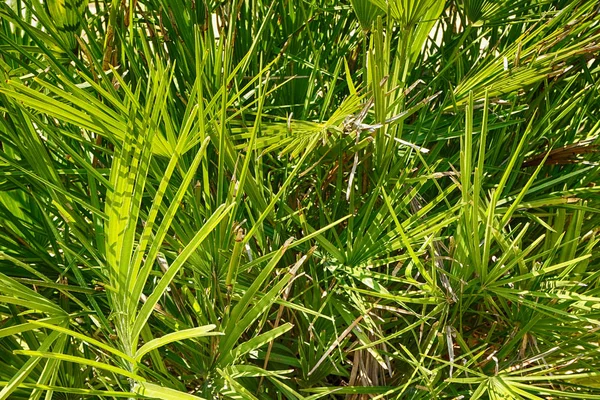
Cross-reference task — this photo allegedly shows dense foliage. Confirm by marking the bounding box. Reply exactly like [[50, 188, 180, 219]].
[[1, 0, 599, 398]]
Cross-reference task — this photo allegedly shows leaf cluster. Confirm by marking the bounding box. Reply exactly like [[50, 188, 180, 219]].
[[0, 0, 600, 399]]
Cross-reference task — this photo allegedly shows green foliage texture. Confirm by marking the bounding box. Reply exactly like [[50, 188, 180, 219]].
[[1, 0, 600, 398]]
